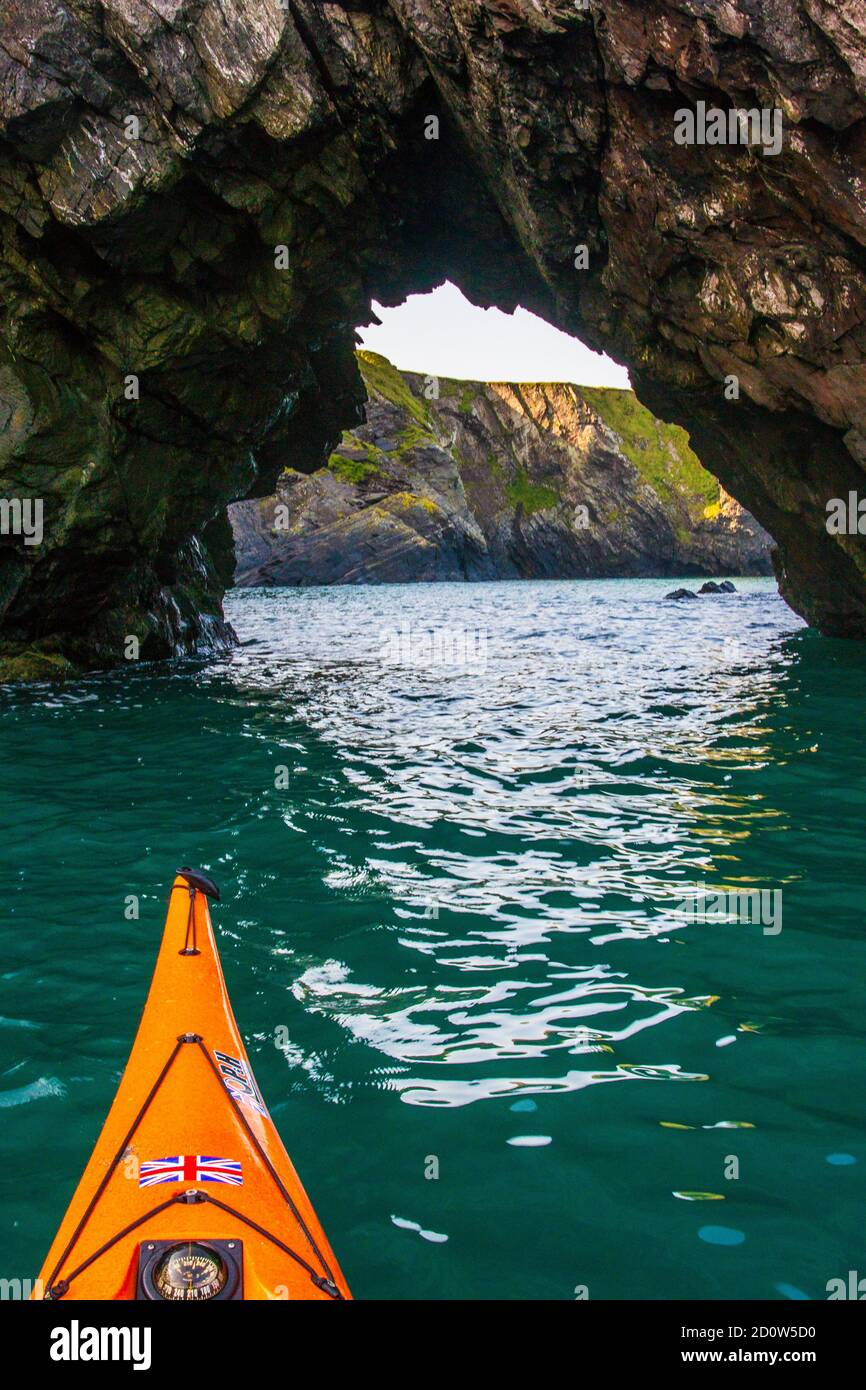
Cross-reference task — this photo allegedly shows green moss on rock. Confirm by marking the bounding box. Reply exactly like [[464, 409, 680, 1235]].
[[328, 453, 383, 484], [506, 468, 559, 514], [581, 386, 718, 517], [357, 351, 431, 427], [396, 422, 439, 452], [0, 649, 75, 683]]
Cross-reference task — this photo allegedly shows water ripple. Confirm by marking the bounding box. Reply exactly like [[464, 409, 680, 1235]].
[[4, 576, 866, 1298]]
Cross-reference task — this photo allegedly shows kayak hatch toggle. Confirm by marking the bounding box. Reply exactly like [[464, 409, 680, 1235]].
[[176, 866, 220, 900], [175, 870, 219, 956]]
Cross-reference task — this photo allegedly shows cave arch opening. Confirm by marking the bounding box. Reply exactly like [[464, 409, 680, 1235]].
[[227, 278, 774, 592]]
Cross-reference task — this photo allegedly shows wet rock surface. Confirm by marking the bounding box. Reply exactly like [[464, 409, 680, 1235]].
[[3, 2, 866, 670], [230, 353, 772, 586]]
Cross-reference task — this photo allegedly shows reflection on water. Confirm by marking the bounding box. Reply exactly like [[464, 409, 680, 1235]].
[[219, 580, 801, 1108], [2, 576, 865, 1300]]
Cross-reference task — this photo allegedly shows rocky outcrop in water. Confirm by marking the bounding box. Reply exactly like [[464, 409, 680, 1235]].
[[230, 353, 771, 586], [3, 3, 866, 675]]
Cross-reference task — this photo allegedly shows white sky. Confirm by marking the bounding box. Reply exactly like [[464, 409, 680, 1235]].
[[357, 281, 630, 388]]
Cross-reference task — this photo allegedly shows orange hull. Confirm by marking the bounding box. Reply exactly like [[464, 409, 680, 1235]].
[[34, 870, 350, 1301]]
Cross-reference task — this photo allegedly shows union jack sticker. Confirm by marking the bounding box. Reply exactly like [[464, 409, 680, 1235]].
[[139, 1155, 243, 1187]]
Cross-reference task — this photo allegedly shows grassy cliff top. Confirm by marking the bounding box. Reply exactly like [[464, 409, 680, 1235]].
[[356, 350, 432, 427], [354, 350, 718, 517]]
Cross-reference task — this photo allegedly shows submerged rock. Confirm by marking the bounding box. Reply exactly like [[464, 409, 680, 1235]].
[[230, 355, 773, 587], [665, 589, 698, 601]]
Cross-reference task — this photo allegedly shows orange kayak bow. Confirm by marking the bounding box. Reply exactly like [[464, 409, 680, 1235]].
[[35, 869, 350, 1301]]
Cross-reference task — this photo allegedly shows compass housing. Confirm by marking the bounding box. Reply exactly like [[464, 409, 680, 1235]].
[[137, 1238, 243, 1301]]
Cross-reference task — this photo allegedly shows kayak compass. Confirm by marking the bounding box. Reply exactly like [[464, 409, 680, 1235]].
[[139, 1238, 242, 1302]]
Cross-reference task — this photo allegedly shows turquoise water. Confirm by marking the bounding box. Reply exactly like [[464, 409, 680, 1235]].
[[2, 576, 864, 1300]]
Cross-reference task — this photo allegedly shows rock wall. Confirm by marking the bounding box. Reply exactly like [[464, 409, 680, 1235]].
[[230, 352, 772, 586], [3, 3, 866, 675]]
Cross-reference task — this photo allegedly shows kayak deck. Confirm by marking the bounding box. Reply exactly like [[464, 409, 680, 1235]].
[[35, 870, 350, 1301]]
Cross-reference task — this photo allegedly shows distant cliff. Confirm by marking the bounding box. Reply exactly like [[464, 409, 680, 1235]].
[[230, 353, 772, 587]]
